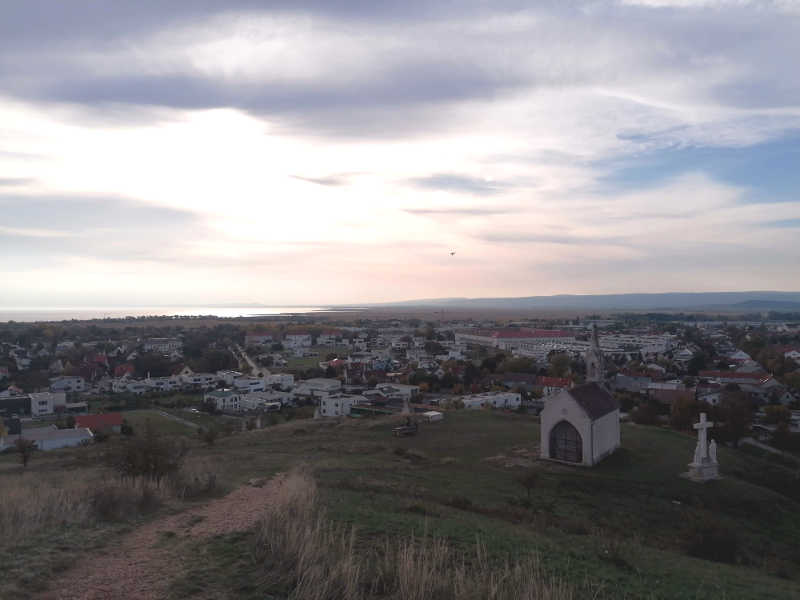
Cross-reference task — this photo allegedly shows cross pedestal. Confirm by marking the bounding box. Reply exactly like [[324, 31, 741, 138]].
[[686, 412, 720, 482]]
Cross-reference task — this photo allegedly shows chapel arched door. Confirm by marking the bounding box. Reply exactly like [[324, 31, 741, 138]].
[[550, 420, 582, 463]]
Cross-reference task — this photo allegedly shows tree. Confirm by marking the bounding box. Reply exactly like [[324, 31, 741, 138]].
[[548, 353, 571, 378], [15, 438, 36, 468], [716, 384, 752, 448], [687, 354, 707, 376], [107, 422, 188, 486], [764, 405, 791, 425], [670, 396, 699, 432]]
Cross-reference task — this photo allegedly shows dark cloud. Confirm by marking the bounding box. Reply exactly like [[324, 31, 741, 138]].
[[407, 174, 507, 196], [0, 1, 797, 142]]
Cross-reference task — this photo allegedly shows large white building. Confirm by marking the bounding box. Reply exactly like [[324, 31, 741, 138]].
[[461, 391, 521, 410], [318, 393, 363, 417], [143, 337, 183, 354]]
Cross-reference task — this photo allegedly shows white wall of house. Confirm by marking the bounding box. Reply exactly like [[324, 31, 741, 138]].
[[319, 394, 355, 417], [30, 392, 66, 416]]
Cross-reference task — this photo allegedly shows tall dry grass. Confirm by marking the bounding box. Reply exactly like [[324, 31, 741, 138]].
[[255, 469, 573, 600], [0, 455, 217, 540]]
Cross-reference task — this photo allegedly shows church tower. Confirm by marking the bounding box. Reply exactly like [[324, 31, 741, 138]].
[[585, 324, 604, 383]]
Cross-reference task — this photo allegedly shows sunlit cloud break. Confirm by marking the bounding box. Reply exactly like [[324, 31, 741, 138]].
[[0, 0, 798, 305]]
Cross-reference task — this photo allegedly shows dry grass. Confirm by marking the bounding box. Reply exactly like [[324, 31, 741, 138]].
[[0, 455, 218, 541], [255, 468, 573, 600]]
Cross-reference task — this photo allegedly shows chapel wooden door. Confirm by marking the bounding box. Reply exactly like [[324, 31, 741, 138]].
[[550, 420, 582, 463]]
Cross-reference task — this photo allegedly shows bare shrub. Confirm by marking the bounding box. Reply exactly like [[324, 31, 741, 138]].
[[254, 469, 572, 600], [106, 422, 188, 486], [14, 437, 37, 468]]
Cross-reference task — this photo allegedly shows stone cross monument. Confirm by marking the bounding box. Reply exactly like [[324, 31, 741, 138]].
[[687, 412, 719, 482]]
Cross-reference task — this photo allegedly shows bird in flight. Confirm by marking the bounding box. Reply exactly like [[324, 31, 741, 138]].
[[450, 251, 456, 256]]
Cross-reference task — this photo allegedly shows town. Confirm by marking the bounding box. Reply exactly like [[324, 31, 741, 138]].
[[2, 311, 799, 455]]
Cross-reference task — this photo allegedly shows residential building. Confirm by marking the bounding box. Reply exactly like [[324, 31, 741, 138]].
[[318, 393, 361, 417], [205, 389, 242, 412], [30, 392, 66, 417], [75, 413, 124, 434], [285, 333, 312, 348], [50, 376, 85, 393], [233, 376, 266, 393], [461, 391, 521, 410], [143, 337, 183, 354]]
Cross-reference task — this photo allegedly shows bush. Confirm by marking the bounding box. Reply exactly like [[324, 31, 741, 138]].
[[106, 422, 188, 486]]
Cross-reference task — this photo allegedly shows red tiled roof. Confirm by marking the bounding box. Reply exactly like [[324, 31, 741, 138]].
[[75, 413, 124, 429], [114, 363, 135, 377]]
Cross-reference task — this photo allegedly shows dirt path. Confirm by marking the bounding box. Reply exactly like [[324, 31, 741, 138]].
[[39, 476, 283, 600]]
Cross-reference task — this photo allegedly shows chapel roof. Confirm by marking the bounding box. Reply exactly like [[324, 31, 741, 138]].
[[568, 382, 618, 420]]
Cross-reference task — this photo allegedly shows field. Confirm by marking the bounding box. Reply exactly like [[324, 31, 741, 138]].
[[2, 411, 800, 599]]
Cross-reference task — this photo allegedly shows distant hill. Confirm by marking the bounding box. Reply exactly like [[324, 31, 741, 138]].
[[374, 291, 800, 311]]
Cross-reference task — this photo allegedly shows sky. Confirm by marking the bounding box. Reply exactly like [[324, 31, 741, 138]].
[[1, 0, 799, 306]]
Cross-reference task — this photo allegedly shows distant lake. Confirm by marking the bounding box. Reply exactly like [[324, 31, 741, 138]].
[[0, 306, 336, 323]]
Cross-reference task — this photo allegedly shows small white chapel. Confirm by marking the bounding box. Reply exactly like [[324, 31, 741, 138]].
[[540, 325, 621, 466]]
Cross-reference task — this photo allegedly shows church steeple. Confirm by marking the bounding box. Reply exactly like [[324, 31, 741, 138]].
[[585, 324, 604, 383]]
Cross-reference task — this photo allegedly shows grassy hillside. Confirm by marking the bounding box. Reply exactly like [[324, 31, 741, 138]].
[[2, 411, 800, 599]]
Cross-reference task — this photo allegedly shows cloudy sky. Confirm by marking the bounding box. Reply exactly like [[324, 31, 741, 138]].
[[2, 0, 799, 306]]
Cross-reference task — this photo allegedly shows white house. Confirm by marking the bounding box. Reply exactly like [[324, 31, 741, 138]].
[[50, 376, 85, 393], [217, 370, 243, 385], [318, 393, 359, 417], [375, 383, 419, 401], [285, 334, 312, 348], [317, 334, 337, 346], [265, 373, 294, 389], [30, 392, 66, 417], [459, 392, 521, 410], [296, 378, 342, 398], [182, 372, 217, 389], [242, 390, 293, 411], [145, 376, 181, 392], [233, 376, 266, 393], [205, 389, 242, 412], [539, 382, 620, 467]]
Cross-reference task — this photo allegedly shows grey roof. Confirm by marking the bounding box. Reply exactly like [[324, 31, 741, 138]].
[[5, 425, 93, 443], [568, 382, 618, 420]]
